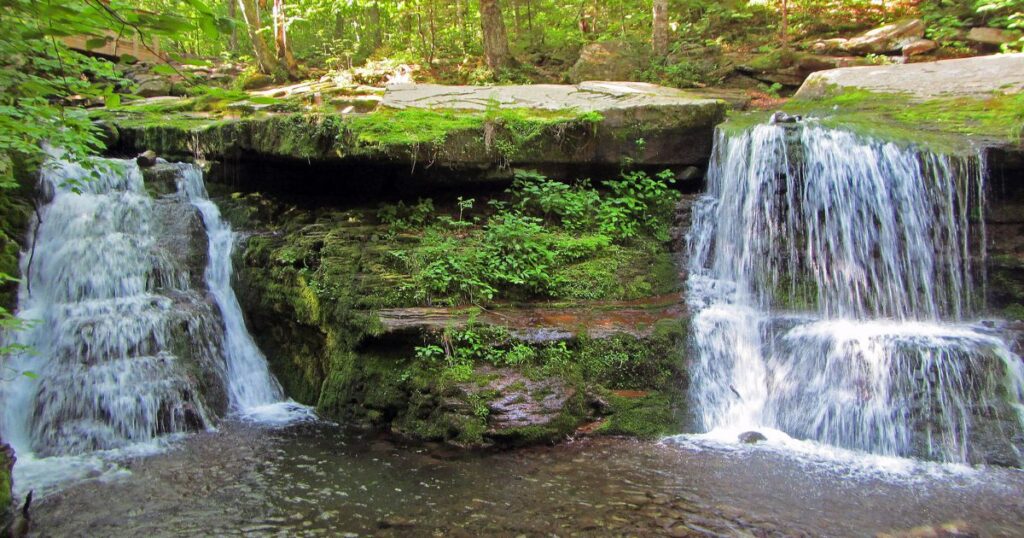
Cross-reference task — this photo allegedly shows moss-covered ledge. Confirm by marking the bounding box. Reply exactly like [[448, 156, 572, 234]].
[[772, 54, 1024, 152], [224, 164, 692, 448], [99, 81, 727, 174]]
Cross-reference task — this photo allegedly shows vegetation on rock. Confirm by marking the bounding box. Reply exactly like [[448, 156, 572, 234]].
[[227, 168, 687, 446], [783, 89, 1024, 148]]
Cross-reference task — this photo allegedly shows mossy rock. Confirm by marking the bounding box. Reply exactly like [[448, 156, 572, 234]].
[[596, 391, 682, 438], [0, 443, 12, 532]]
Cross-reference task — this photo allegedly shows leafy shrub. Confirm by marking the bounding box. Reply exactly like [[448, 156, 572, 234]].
[[598, 169, 676, 241], [408, 168, 678, 305], [481, 212, 558, 294], [510, 170, 600, 231]]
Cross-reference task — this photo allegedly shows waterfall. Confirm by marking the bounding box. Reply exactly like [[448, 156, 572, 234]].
[[686, 123, 1024, 465], [173, 164, 302, 419], [0, 155, 306, 493]]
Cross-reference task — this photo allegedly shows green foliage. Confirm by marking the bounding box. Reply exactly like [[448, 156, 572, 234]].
[[394, 169, 678, 306], [597, 392, 680, 438], [511, 170, 600, 231], [598, 170, 677, 241], [0, 0, 218, 184]]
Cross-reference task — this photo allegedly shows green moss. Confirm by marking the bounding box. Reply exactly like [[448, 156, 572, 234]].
[[597, 391, 681, 438], [0, 445, 10, 524], [782, 89, 1024, 151], [744, 48, 799, 72], [1002, 303, 1024, 321], [347, 108, 484, 146], [552, 241, 679, 301]]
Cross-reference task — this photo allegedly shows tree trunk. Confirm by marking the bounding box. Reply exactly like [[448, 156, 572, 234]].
[[237, 0, 280, 75], [652, 0, 669, 57], [368, 1, 382, 51], [228, 0, 238, 53], [273, 0, 299, 77], [780, 0, 789, 45], [479, 0, 512, 70], [455, 0, 468, 53]]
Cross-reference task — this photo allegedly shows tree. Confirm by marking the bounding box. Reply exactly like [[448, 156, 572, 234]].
[[237, 0, 282, 75], [779, 0, 790, 45], [652, 0, 669, 57], [479, 0, 512, 70], [272, 0, 299, 77]]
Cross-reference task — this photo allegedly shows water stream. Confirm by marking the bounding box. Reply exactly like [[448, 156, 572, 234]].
[[684, 123, 1024, 464]]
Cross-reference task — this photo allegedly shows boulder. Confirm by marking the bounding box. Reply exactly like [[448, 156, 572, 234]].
[[735, 50, 858, 88], [738, 431, 767, 444], [469, 367, 575, 435], [901, 38, 937, 57], [796, 53, 1024, 100], [843, 19, 925, 55], [967, 27, 1021, 47], [811, 38, 850, 54], [136, 149, 157, 167], [568, 41, 645, 83], [110, 82, 729, 173], [240, 72, 274, 90], [136, 75, 173, 97]]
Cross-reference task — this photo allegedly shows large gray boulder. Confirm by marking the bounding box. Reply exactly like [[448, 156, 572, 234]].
[[796, 53, 1024, 99], [967, 27, 1022, 47], [568, 41, 646, 83], [814, 19, 926, 55], [843, 19, 925, 54]]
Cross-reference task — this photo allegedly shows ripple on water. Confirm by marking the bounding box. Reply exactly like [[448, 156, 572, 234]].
[[26, 422, 1024, 537]]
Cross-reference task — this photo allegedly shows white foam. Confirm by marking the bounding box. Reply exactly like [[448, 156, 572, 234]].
[[236, 402, 318, 425]]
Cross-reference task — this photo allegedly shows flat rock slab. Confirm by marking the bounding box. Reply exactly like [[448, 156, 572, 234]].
[[796, 53, 1024, 100], [383, 81, 724, 112], [377, 295, 684, 339], [108, 81, 729, 172]]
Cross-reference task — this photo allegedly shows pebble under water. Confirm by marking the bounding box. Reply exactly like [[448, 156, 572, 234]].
[[29, 421, 1024, 537]]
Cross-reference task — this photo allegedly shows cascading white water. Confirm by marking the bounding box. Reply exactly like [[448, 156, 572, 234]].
[[0, 155, 307, 493], [173, 164, 304, 420], [686, 123, 1024, 464]]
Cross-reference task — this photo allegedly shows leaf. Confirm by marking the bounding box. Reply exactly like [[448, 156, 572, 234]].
[[85, 37, 109, 50], [179, 57, 211, 67], [152, 64, 177, 76], [198, 16, 219, 39], [120, 54, 138, 64], [249, 96, 281, 105], [105, 93, 121, 108], [22, 371, 39, 380]]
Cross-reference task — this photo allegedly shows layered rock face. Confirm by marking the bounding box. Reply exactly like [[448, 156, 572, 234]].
[[104, 82, 728, 180], [218, 172, 692, 448]]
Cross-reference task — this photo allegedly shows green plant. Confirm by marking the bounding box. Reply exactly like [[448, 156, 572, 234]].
[[598, 170, 677, 241], [481, 212, 558, 294], [509, 170, 600, 231]]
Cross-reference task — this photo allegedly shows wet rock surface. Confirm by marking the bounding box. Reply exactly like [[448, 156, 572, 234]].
[[463, 367, 574, 432], [28, 422, 1024, 537], [377, 295, 685, 339]]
